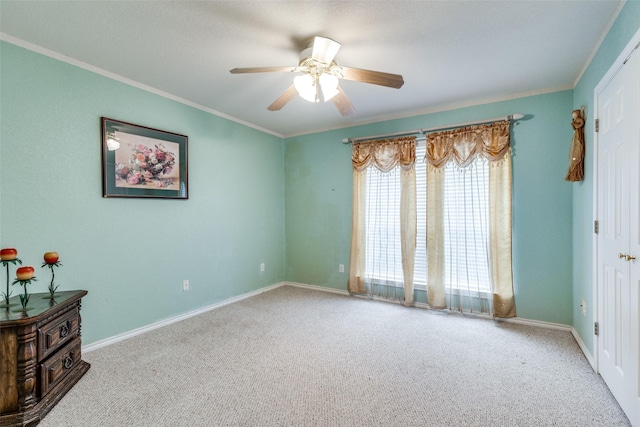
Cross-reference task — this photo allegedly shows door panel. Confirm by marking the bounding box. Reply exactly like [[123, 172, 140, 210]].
[[626, 49, 640, 424], [597, 45, 639, 426]]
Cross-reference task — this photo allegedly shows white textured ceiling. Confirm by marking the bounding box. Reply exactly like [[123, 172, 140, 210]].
[[0, 1, 623, 137]]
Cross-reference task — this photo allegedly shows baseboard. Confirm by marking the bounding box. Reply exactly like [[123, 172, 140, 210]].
[[283, 281, 350, 296], [83, 282, 286, 353], [572, 327, 596, 371], [498, 317, 572, 332]]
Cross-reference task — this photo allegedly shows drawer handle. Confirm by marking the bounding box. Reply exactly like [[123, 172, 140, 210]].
[[60, 323, 69, 338], [63, 356, 73, 370]]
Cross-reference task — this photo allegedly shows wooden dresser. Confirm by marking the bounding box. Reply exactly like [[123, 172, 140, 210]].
[[0, 290, 90, 426]]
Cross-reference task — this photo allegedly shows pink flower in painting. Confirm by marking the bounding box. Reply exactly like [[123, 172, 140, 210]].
[[155, 180, 164, 188], [136, 144, 146, 151], [155, 150, 166, 161], [164, 167, 173, 175], [127, 171, 143, 185], [136, 153, 146, 162]]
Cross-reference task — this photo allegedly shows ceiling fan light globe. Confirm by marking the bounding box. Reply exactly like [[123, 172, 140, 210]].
[[294, 74, 316, 103], [319, 74, 339, 101]]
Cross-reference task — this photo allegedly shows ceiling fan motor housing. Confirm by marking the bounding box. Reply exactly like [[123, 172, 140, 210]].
[[299, 47, 314, 64]]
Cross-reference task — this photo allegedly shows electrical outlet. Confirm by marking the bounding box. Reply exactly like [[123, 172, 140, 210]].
[[260, 263, 265, 272], [579, 300, 586, 315], [182, 280, 189, 291], [339, 264, 344, 273]]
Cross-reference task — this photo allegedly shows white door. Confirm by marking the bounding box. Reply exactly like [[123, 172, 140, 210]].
[[597, 45, 640, 426]]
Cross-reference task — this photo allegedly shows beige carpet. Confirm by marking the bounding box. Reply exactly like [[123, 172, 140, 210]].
[[39, 286, 629, 426]]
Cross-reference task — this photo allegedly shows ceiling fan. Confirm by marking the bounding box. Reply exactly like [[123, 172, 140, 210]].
[[230, 36, 404, 117]]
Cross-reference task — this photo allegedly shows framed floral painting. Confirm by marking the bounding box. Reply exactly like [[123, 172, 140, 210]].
[[101, 118, 188, 199]]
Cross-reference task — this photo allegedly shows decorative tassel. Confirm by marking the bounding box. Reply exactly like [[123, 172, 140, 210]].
[[565, 109, 585, 182]]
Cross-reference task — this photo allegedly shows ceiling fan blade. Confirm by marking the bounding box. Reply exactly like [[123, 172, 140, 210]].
[[230, 66, 296, 74], [311, 36, 341, 64], [267, 85, 298, 111], [339, 66, 404, 89], [332, 86, 356, 117]]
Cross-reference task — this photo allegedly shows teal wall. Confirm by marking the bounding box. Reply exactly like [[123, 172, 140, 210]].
[[285, 91, 575, 325], [572, 1, 640, 356], [0, 42, 285, 345]]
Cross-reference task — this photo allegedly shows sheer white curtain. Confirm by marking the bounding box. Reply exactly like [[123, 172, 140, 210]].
[[442, 159, 493, 314], [348, 137, 416, 306], [426, 121, 515, 318], [364, 166, 403, 299]]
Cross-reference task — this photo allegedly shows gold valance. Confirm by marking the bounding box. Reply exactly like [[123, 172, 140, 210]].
[[352, 136, 416, 172], [425, 121, 510, 168]]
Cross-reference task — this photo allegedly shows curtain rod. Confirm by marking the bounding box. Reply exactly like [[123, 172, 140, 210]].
[[342, 113, 524, 144]]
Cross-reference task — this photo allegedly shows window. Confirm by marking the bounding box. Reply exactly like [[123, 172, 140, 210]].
[[364, 166, 403, 285], [442, 159, 491, 294], [364, 143, 490, 294], [351, 121, 514, 316]]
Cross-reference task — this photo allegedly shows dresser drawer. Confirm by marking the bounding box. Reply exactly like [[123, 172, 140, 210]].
[[39, 336, 82, 398], [37, 307, 80, 362]]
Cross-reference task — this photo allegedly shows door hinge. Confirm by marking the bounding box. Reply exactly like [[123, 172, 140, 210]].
[[594, 322, 599, 336], [594, 220, 599, 234], [595, 119, 599, 132]]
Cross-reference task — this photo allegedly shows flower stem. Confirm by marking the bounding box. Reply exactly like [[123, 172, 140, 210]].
[[49, 267, 55, 295], [4, 263, 8, 304], [21, 282, 29, 309]]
